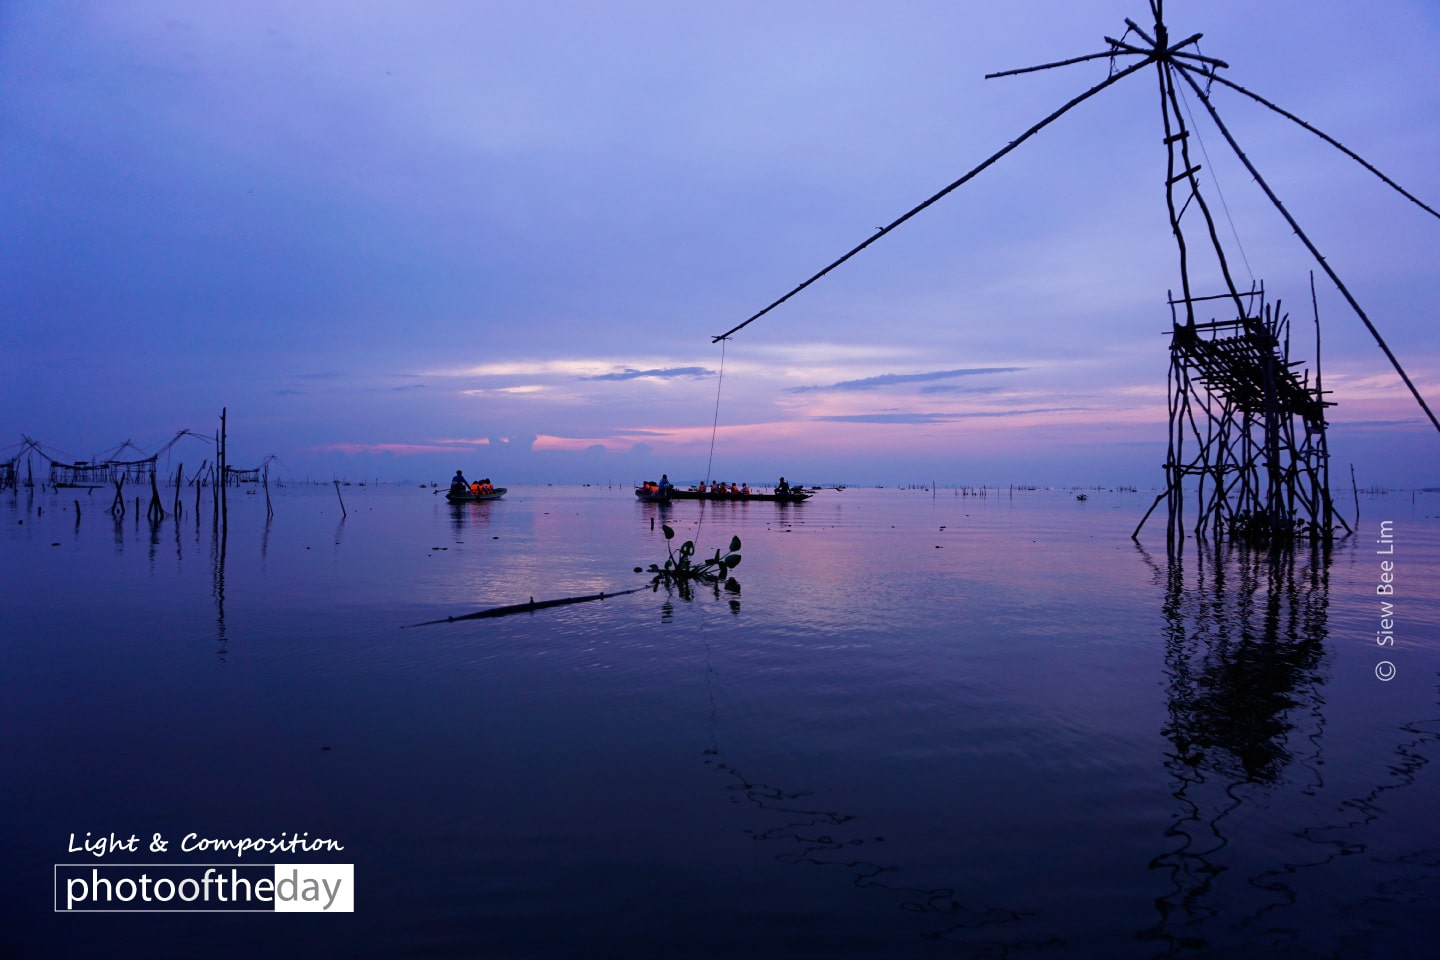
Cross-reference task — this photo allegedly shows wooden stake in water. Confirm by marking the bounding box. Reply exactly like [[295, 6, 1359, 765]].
[[219, 407, 228, 531], [147, 469, 165, 522], [334, 480, 347, 518]]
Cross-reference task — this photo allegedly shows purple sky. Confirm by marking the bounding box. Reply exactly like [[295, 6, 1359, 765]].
[[3, 1, 1438, 486]]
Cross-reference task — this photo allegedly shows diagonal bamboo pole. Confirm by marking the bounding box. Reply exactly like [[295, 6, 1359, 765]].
[[712, 50, 1162, 342], [1183, 67, 1440, 223]]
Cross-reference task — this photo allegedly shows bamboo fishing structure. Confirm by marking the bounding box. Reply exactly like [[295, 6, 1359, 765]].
[[9, 412, 262, 537], [1134, 284, 1347, 547], [708, 1, 1438, 552]]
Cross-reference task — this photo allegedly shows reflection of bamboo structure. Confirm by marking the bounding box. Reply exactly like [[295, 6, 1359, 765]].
[[1139, 540, 1331, 951]]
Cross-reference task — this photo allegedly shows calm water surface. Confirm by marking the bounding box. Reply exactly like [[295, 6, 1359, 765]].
[[3, 483, 1437, 958]]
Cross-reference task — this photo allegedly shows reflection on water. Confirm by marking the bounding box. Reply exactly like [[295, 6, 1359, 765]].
[[1154, 541, 1332, 785], [2, 483, 1436, 958], [1237, 679, 1440, 952], [1140, 542, 1332, 953], [212, 511, 228, 660], [1141, 538, 1439, 956], [447, 499, 495, 533], [689, 616, 1038, 954], [705, 750, 1037, 947]]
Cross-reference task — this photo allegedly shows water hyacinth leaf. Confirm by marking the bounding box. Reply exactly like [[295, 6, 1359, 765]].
[[662, 524, 675, 540], [730, 536, 741, 552], [724, 555, 741, 568]]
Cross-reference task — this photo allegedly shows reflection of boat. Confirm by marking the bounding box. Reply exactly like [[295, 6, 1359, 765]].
[[446, 487, 506, 502], [634, 485, 812, 503]]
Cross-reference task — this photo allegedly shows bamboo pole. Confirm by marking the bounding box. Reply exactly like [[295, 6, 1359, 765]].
[[219, 407, 228, 530], [147, 469, 165, 521], [1184, 67, 1440, 223], [407, 587, 645, 627], [713, 51, 1158, 342], [1350, 463, 1360, 532]]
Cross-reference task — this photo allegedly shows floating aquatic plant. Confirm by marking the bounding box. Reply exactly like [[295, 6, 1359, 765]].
[[637, 525, 741, 595]]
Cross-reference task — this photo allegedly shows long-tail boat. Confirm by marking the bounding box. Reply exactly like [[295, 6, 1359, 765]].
[[634, 484, 811, 503]]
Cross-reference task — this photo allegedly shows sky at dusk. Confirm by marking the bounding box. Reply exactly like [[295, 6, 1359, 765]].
[[3, 1, 1438, 486]]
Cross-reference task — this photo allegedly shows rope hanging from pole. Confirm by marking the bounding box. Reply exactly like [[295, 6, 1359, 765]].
[[693, 336, 728, 544], [704, 337, 727, 487]]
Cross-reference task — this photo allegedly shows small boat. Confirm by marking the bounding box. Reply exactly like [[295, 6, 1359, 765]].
[[446, 487, 507, 503]]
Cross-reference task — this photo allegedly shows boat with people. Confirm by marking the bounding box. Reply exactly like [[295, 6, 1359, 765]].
[[634, 484, 671, 503], [674, 487, 811, 502], [445, 471, 505, 502], [634, 476, 812, 503], [447, 487, 507, 502]]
